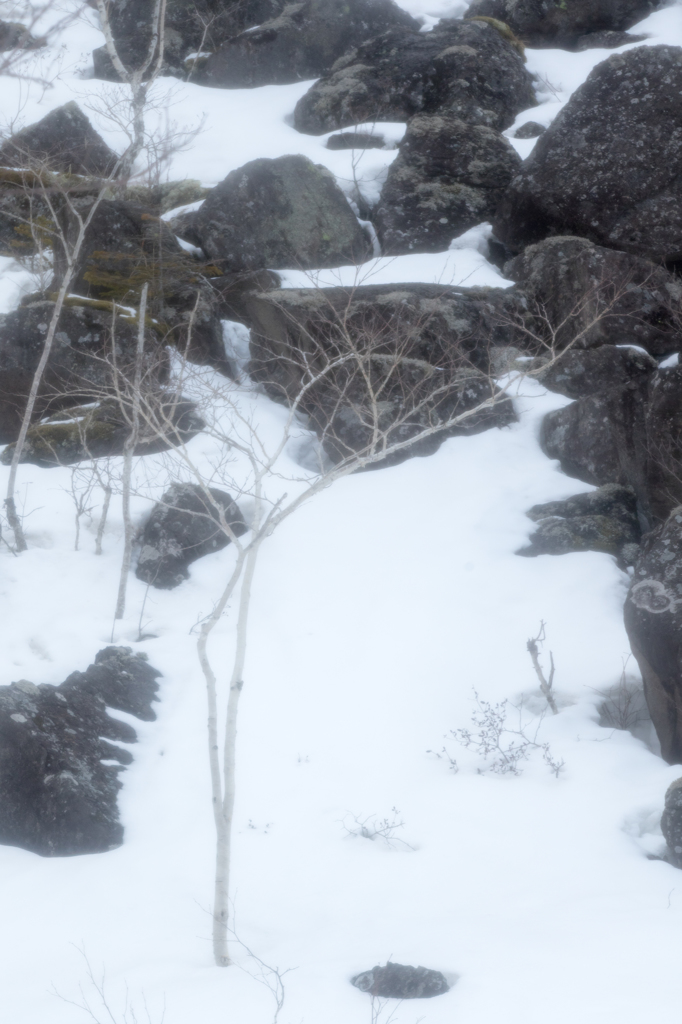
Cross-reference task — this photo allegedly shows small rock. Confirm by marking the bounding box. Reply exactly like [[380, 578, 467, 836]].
[[514, 121, 545, 139], [351, 963, 450, 999], [326, 132, 387, 151]]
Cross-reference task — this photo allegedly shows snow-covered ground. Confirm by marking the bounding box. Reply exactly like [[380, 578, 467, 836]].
[[2, 2, 682, 1022]]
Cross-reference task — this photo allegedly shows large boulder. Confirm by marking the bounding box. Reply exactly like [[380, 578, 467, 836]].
[[194, 155, 372, 272], [0, 102, 118, 176], [624, 507, 682, 764], [196, 0, 419, 88], [293, 19, 536, 135], [351, 964, 450, 999], [0, 648, 159, 856], [374, 114, 521, 255], [517, 483, 641, 561], [541, 366, 682, 528], [661, 777, 682, 865], [136, 483, 248, 589], [465, 0, 656, 48], [504, 237, 682, 357], [538, 345, 657, 401], [493, 47, 682, 262]]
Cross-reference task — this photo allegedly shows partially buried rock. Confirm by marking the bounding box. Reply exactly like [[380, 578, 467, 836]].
[[352, 963, 450, 999], [538, 345, 657, 402], [465, 0, 654, 48], [0, 647, 160, 857], [136, 483, 248, 589], [662, 778, 682, 866], [374, 114, 521, 255], [518, 483, 641, 562], [0, 19, 44, 51], [514, 121, 545, 139], [326, 131, 387, 151], [493, 47, 682, 262], [0, 102, 117, 176], [194, 155, 372, 272]]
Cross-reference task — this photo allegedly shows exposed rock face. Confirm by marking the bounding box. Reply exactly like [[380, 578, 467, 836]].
[[465, 0, 655, 48], [293, 19, 536, 135], [518, 483, 640, 561], [0, 170, 55, 257], [541, 366, 682, 528], [0, 397, 205, 467], [0, 300, 162, 444], [197, 0, 419, 88], [624, 507, 682, 763], [195, 155, 372, 272], [661, 778, 682, 865], [0, 648, 159, 857], [374, 114, 521, 255], [573, 29, 647, 50], [493, 47, 682, 262], [351, 964, 450, 999], [514, 121, 545, 139], [136, 483, 248, 589], [0, 102, 117, 176], [504, 237, 682, 357], [539, 345, 657, 401]]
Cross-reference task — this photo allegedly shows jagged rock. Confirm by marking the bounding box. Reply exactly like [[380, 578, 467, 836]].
[[0, 19, 44, 51], [539, 345, 657, 401], [514, 121, 545, 139], [0, 102, 117, 176], [0, 299, 163, 444], [136, 483, 248, 589], [374, 114, 521, 255], [194, 155, 372, 273], [624, 507, 682, 763], [293, 19, 536, 135], [197, 0, 419, 88], [573, 30, 648, 50], [92, 0, 287, 80], [326, 131, 387, 150], [0, 647, 160, 856], [465, 0, 655, 47], [661, 778, 682, 865], [541, 365, 682, 528], [0, 396, 205, 467], [503, 237, 682, 356], [351, 964, 450, 999], [494, 47, 682, 262], [518, 483, 640, 560]]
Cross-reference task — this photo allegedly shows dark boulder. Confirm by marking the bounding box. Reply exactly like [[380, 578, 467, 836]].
[[0, 102, 118, 176], [136, 483, 248, 589], [0, 19, 44, 51], [293, 19, 536, 135], [194, 155, 372, 273], [0, 647, 159, 857], [539, 345, 657, 401], [374, 114, 521, 255], [504, 237, 682, 357], [197, 0, 419, 88], [517, 483, 640, 560], [624, 507, 682, 763], [493, 47, 682, 262], [326, 131, 387, 150], [0, 396, 205, 467], [465, 0, 655, 48], [573, 30, 648, 50], [514, 121, 545, 139], [351, 964, 450, 999], [0, 168, 56, 257], [661, 777, 682, 865]]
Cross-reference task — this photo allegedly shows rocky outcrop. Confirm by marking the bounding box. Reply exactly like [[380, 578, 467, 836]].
[[136, 483, 248, 589], [661, 778, 682, 865], [196, 0, 419, 88], [518, 483, 640, 561], [493, 47, 682, 262], [293, 19, 535, 135], [624, 508, 682, 763], [539, 346, 657, 401], [504, 237, 682, 357], [0, 647, 159, 856], [0, 102, 118, 176], [541, 365, 682, 528], [194, 155, 372, 273], [0, 396, 205, 467], [465, 0, 655, 48], [352, 964, 450, 999], [374, 114, 521, 255]]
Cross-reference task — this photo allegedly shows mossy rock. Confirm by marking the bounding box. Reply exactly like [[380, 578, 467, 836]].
[[466, 17, 526, 59]]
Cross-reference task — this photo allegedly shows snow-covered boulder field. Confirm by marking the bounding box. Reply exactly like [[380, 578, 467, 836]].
[[2, 0, 682, 1021]]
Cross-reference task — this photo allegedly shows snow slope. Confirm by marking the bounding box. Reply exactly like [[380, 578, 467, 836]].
[[1, 2, 682, 1022]]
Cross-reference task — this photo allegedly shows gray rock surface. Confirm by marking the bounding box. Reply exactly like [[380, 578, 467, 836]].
[[136, 483, 248, 589], [518, 483, 640, 560], [374, 114, 521, 255], [624, 507, 682, 763], [539, 345, 657, 401], [197, 0, 419, 88], [0, 102, 117, 176], [195, 155, 372, 272], [0, 647, 159, 856], [351, 963, 450, 999], [661, 777, 682, 865], [293, 19, 535, 135], [465, 0, 655, 47], [493, 47, 682, 261]]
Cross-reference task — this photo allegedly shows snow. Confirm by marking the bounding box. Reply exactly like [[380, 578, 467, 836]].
[[2, 2, 682, 1022]]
